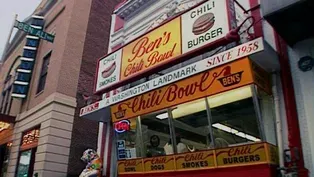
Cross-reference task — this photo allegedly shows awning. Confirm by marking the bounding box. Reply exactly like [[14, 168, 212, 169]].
[[0, 114, 16, 123]]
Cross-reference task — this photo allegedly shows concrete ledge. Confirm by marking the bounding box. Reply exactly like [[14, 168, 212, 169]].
[[18, 92, 76, 122]]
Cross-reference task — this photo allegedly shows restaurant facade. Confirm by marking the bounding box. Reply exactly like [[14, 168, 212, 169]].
[[80, 0, 309, 177]]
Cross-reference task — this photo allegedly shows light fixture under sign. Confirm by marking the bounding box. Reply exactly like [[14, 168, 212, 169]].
[[212, 123, 261, 142], [156, 112, 169, 120]]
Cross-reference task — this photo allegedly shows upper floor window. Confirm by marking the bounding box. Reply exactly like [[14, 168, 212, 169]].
[[0, 66, 18, 115], [37, 52, 51, 93]]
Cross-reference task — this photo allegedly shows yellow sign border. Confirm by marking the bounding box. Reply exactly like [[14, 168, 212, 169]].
[[117, 142, 279, 174]]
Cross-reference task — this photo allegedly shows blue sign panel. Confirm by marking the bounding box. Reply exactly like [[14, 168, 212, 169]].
[[23, 49, 37, 58], [20, 61, 35, 70], [16, 73, 32, 83], [117, 140, 126, 160], [26, 38, 39, 47], [12, 85, 29, 96], [12, 15, 45, 99]]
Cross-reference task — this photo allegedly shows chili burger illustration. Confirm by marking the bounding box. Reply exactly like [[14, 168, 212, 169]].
[[192, 13, 215, 35]]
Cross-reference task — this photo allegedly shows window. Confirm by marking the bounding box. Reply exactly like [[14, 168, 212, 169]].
[[2, 86, 12, 115], [15, 148, 36, 177], [37, 52, 51, 93], [115, 117, 141, 160], [0, 62, 19, 114], [0, 92, 6, 113], [141, 109, 171, 157], [115, 109, 173, 159], [0, 75, 14, 114], [209, 86, 262, 148], [171, 98, 211, 152], [15, 128, 40, 177], [115, 85, 276, 158]]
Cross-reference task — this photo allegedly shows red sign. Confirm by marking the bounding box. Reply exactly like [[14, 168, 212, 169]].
[[80, 102, 99, 115], [114, 120, 131, 133]]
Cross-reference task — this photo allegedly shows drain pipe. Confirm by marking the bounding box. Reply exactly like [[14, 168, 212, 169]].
[[272, 73, 284, 169]]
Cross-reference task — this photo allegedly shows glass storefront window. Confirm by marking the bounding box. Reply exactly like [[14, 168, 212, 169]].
[[115, 85, 277, 160], [16, 150, 33, 177], [171, 98, 211, 153], [141, 109, 172, 157], [208, 86, 262, 148], [115, 110, 173, 159], [115, 118, 142, 160]]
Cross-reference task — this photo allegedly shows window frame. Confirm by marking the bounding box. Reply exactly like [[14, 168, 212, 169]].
[[15, 148, 37, 177], [36, 51, 52, 94], [115, 85, 268, 160]]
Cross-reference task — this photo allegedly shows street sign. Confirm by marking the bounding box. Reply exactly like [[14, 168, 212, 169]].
[[14, 20, 55, 43]]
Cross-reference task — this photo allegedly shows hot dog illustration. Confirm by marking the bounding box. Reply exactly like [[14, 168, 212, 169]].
[[102, 61, 116, 78]]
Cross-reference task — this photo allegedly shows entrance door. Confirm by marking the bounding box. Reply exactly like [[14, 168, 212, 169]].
[[0, 144, 10, 177], [15, 148, 36, 177], [0, 145, 6, 176]]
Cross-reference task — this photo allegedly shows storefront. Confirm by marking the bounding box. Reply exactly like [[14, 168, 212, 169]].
[[0, 115, 15, 177], [109, 57, 278, 177], [79, 0, 283, 176], [15, 127, 40, 177], [80, 36, 281, 176], [0, 123, 39, 177]]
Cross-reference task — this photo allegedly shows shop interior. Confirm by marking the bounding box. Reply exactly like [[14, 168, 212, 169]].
[[0, 143, 11, 177], [115, 85, 276, 159]]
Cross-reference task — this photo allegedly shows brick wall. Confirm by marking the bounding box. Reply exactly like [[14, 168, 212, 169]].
[[67, 0, 121, 176], [21, 0, 70, 112]]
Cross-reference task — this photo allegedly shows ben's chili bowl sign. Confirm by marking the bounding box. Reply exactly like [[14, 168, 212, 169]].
[[121, 17, 181, 80], [216, 144, 267, 166], [175, 151, 215, 170], [143, 156, 175, 171], [111, 58, 254, 122], [81, 38, 264, 117], [181, 0, 231, 53]]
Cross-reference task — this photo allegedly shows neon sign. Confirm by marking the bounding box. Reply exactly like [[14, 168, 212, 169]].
[[114, 120, 130, 133], [21, 128, 40, 146], [12, 15, 45, 99]]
